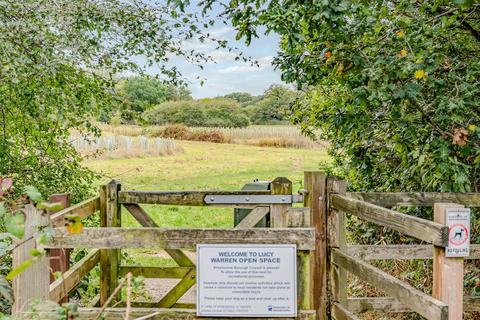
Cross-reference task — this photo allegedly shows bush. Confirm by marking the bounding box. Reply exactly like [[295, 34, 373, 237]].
[[148, 124, 190, 139], [143, 98, 250, 128], [147, 124, 228, 143], [189, 130, 227, 143]]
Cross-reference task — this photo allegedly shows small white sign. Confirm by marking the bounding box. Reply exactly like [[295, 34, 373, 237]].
[[445, 208, 471, 258], [196, 244, 297, 317]]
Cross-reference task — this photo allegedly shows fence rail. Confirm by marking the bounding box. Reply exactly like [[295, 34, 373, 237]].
[[10, 172, 480, 320]]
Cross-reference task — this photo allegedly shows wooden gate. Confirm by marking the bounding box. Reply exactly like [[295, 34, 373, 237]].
[[11, 172, 480, 319]]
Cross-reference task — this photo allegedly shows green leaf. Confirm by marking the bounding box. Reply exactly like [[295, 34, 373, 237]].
[[0, 276, 13, 304], [37, 202, 63, 211], [0, 203, 5, 219], [24, 186, 43, 202], [5, 214, 25, 239], [29, 248, 45, 258], [6, 259, 32, 280]]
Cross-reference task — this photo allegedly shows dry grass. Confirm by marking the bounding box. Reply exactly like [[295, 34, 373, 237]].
[[98, 123, 326, 149], [71, 135, 183, 159]]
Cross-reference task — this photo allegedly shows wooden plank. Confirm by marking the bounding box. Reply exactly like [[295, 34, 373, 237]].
[[270, 177, 292, 228], [331, 303, 361, 320], [157, 268, 196, 308], [50, 249, 100, 302], [123, 203, 195, 267], [74, 308, 317, 319], [235, 206, 269, 228], [346, 192, 480, 207], [119, 266, 193, 279], [345, 244, 480, 260], [433, 203, 464, 320], [331, 249, 448, 320], [331, 194, 448, 246], [45, 227, 316, 250], [327, 178, 347, 316], [48, 193, 71, 293], [286, 207, 310, 227], [118, 190, 270, 206], [51, 196, 100, 226], [12, 205, 50, 313], [297, 251, 312, 310], [304, 171, 327, 320], [106, 180, 121, 303], [347, 296, 480, 313]]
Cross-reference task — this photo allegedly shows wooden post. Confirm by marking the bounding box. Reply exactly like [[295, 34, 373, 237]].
[[327, 177, 347, 318], [48, 193, 71, 303], [12, 205, 50, 314], [99, 180, 121, 306], [270, 177, 292, 228], [433, 203, 464, 320], [304, 171, 328, 320]]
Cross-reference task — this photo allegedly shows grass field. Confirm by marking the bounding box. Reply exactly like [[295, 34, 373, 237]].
[[85, 140, 329, 266]]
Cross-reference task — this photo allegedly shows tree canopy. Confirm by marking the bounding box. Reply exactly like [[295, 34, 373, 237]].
[[0, 0, 222, 199], [194, 0, 480, 192]]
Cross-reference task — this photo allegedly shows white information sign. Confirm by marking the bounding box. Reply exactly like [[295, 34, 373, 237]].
[[445, 207, 471, 258], [196, 244, 297, 317]]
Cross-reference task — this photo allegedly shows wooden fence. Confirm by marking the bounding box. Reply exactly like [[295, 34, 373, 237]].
[[11, 171, 480, 319]]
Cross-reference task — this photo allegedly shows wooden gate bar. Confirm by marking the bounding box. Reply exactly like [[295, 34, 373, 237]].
[[331, 249, 448, 320], [119, 266, 193, 278], [44, 227, 316, 250], [331, 194, 448, 246], [118, 190, 270, 206], [346, 192, 480, 207]]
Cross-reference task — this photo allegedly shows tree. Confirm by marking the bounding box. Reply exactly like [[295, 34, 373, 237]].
[[249, 85, 297, 124], [0, 0, 222, 199], [196, 0, 480, 192], [115, 77, 192, 123], [223, 92, 259, 106]]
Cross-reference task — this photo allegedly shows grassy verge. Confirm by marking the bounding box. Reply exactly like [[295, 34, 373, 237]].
[[85, 140, 329, 265]]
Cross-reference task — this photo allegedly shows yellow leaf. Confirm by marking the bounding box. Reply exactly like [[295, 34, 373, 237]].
[[66, 221, 83, 234], [468, 124, 477, 132]]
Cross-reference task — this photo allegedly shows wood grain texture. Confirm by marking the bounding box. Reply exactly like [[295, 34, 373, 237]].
[[347, 192, 480, 207], [50, 249, 100, 302], [270, 177, 292, 228], [304, 171, 327, 320], [50, 196, 100, 227], [331, 303, 361, 320], [331, 249, 448, 320], [45, 228, 316, 250], [119, 190, 269, 206], [73, 308, 317, 319], [347, 296, 480, 313], [122, 203, 195, 267], [331, 194, 448, 246], [287, 207, 310, 228], [12, 205, 50, 313], [345, 244, 480, 260], [119, 266, 193, 279], [327, 178, 347, 316], [235, 206, 270, 228], [432, 203, 464, 320]]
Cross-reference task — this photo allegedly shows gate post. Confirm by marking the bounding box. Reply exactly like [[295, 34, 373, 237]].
[[304, 171, 328, 320], [326, 177, 347, 319], [48, 193, 71, 303], [433, 203, 465, 320], [12, 205, 50, 314], [270, 177, 292, 228], [99, 180, 121, 306]]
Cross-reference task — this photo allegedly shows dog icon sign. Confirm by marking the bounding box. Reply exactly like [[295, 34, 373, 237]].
[[445, 208, 471, 258]]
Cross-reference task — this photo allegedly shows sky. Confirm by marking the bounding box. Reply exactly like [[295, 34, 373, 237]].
[[170, 26, 283, 99], [141, 3, 283, 99]]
